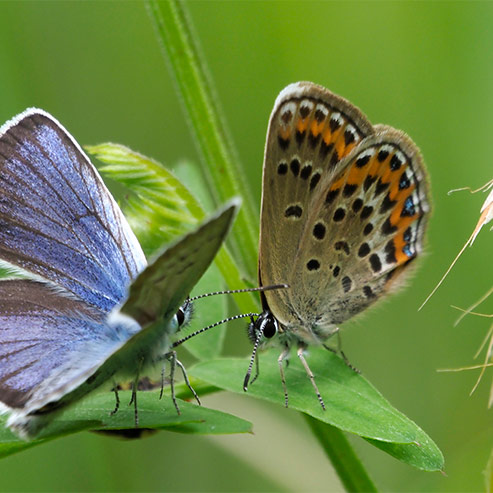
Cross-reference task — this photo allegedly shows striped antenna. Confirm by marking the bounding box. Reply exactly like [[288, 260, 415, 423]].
[[188, 283, 288, 302], [172, 313, 260, 347]]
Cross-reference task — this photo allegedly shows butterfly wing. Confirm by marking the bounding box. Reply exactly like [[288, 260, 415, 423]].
[[290, 128, 430, 332], [1, 203, 238, 437], [0, 109, 147, 312], [0, 280, 125, 418], [259, 82, 374, 327], [118, 200, 239, 328]]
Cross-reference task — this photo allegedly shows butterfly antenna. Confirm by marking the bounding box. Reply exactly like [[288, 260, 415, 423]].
[[172, 313, 260, 348], [243, 326, 264, 391], [188, 283, 288, 302]]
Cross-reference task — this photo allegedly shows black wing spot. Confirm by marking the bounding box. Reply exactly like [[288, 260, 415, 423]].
[[290, 158, 300, 176], [325, 189, 339, 205], [333, 208, 346, 222], [381, 217, 397, 235], [344, 128, 355, 146], [314, 109, 326, 122], [285, 205, 302, 218], [356, 154, 371, 168], [307, 259, 320, 271], [363, 223, 374, 235], [281, 109, 293, 124], [363, 285, 376, 299], [343, 184, 357, 197], [399, 173, 411, 189], [369, 254, 382, 273], [358, 243, 370, 257], [313, 222, 326, 240], [374, 178, 390, 197], [335, 241, 350, 255], [377, 149, 389, 162], [299, 105, 310, 119], [341, 276, 352, 293], [320, 141, 333, 159], [278, 136, 289, 150], [300, 164, 312, 180], [352, 198, 363, 213], [330, 149, 340, 167], [330, 117, 341, 131], [277, 162, 288, 175], [360, 206, 373, 220], [390, 153, 403, 171], [364, 175, 377, 191], [380, 193, 397, 214], [385, 240, 397, 263], [308, 132, 321, 149], [310, 173, 321, 190]]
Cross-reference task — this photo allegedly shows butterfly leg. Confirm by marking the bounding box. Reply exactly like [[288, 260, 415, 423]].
[[129, 374, 139, 427], [323, 330, 360, 374], [250, 355, 260, 385], [297, 344, 326, 411], [162, 351, 200, 415], [159, 364, 166, 399], [128, 358, 144, 427], [175, 357, 201, 406], [110, 383, 120, 416], [167, 351, 180, 415], [278, 346, 290, 408]]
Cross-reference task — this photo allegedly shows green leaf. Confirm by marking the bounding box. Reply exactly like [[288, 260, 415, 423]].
[[0, 390, 252, 459], [191, 347, 444, 472], [86, 142, 203, 257]]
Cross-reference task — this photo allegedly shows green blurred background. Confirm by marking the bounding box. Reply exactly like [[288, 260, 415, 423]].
[[0, 1, 492, 491]]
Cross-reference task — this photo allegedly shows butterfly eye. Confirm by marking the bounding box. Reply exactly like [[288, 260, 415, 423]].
[[260, 313, 278, 339], [175, 308, 185, 327]]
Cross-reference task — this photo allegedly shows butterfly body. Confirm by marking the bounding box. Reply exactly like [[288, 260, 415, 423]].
[[248, 82, 430, 405], [0, 108, 238, 438]]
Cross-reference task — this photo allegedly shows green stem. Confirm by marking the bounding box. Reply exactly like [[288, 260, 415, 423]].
[[304, 415, 378, 492], [145, 0, 258, 280]]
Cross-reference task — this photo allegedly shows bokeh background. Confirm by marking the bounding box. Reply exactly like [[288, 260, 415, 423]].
[[0, 2, 492, 492]]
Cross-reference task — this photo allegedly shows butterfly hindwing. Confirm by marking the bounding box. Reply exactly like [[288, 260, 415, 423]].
[[0, 109, 147, 312], [0, 280, 124, 416], [290, 128, 430, 328]]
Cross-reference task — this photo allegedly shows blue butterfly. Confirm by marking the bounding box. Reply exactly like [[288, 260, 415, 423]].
[[0, 109, 238, 438]]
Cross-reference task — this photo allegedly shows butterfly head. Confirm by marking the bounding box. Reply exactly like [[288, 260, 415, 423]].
[[247, 310, 279, 347]]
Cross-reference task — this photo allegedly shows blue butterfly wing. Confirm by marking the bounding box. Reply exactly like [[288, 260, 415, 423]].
[[0, 109, 147, 312], [0, 203, 239, 438], [0, 280, 127, 415]]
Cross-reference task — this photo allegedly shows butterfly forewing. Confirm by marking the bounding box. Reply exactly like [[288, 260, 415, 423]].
[[259, 82, 374, 326], [0, 110, 147, 312]]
